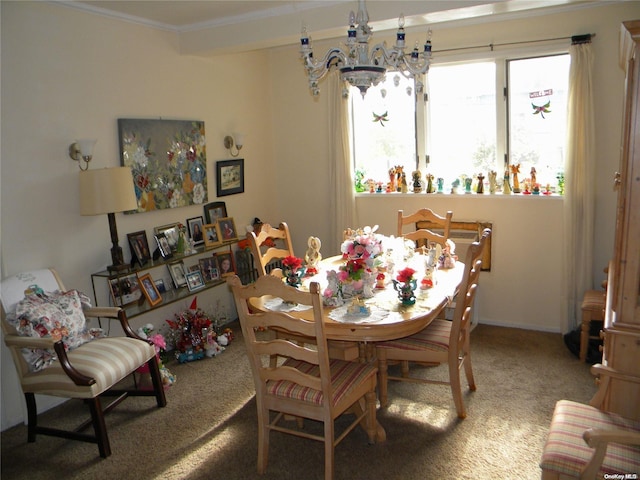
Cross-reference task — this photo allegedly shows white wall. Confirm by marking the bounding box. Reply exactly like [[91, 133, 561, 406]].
[[2, 1, 639, 430]]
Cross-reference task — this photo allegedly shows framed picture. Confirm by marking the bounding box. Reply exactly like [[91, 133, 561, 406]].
[[199, 256, 220, 282], [138, 273, 162, 307], [217, 217, 238, 242], [216, 158, 244, 197], [185, 271, 205, 292], [154, 233, 173, 259], [127, 231, 151, 267], [203, 201, 227, 224], [118, 118, 207, 213], [154, 278, 166, 293], [108, 274, 142, 307], [203, 223, 222, 248], [216, 252, 236, 277], [187, 216, 205, 246], [167, 260, 187, 288], [154, 223, 180, 252]]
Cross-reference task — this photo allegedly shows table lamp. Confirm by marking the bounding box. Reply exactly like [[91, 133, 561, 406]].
[[80, 167, 138, 272]]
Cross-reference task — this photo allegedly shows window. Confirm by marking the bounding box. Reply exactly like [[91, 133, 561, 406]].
[[349, 74, 416, 187], [350, 52, 570, 192]]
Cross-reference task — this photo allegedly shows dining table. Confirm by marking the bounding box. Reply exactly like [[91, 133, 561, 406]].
[[249, 255, 464, 343], [247, 253, 465, 442]]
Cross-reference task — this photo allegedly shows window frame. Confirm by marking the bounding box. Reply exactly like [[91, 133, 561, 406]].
[[350, 39, 570, 190]]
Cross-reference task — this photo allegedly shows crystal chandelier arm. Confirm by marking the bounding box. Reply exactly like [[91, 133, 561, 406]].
[[302, 47, 349, 95]]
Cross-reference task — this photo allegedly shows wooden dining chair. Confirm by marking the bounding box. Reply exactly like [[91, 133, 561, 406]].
[[248, 221, 359, 361], [227, 274, 378, 480], [397, 208, 453, 249], [375, 228, 492, 419], [247, 222, 295, 277]]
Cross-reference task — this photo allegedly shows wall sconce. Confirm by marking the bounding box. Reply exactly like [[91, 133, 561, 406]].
[[223, 133, 244, 157], [69, 139, 97, 170]]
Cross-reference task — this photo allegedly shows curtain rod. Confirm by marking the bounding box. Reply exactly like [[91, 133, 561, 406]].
[[434, 33, 596, 54]]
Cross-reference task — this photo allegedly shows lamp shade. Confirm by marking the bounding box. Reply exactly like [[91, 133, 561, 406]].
[[79, 167, 138, 216]]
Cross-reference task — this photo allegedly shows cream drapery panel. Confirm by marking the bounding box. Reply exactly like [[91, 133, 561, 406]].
[[328, 74, 356, 255], [563, 41, 595, 333]]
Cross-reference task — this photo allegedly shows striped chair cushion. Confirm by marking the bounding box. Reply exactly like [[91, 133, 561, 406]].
[[375, 318, 451, 353], [267, 358, 376, 406], [20, 337, 155, 399], [540, 399, 640, 477], [581, 290, 606, 312]]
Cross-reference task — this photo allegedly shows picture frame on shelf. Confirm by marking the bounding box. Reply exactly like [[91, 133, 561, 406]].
[[199, 256, 220, 282], [127, 230, 151, 267], [203, 201, 227, 224], [154, 278, 166, 293], [167, 259, 187, 289], [154, 223, 180, 252], [185, 271, 205, 292], [138, 273, 162, 307], [154, 233, 173, 259], [216, 159, 244, 197], [187, 216, 205, 246], [108, 273, 142, 307], [216, 252, 236, 277], [217, 217, 238, 242], [203, 223, 222, 248]]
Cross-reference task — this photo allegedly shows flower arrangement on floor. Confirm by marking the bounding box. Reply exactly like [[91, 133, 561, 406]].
[[165, 297, 232, 363], [135, 323, 176, 387], [281, 255, 306, 287], [393, 267, 418, 306]]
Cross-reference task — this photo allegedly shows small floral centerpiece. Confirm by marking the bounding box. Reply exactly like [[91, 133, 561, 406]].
[[282, 255, 306, 287], [340, 225, 384, 269], [393, 267, 418, 306]]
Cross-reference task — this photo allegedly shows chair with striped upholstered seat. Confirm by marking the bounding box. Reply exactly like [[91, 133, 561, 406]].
[[0, 268, 167, 458], [227, 274, 378, 480], [375, 228, 491, 419], [540, 364, 640, 479]]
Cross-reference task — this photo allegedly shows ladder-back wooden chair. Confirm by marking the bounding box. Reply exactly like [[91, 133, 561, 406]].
[[375, 228, 491, 419], [397, 208, 453, 249], [248, 222, 359, 361], [0, 268, 167, 458], [247, 222, 295, 276], [227, 274, 378, 480]]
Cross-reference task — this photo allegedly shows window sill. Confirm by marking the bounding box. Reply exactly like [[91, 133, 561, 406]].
[[355, 191, 563, 199]]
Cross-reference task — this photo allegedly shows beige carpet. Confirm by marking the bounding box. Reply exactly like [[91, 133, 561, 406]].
[[1, 323, 595, 480]]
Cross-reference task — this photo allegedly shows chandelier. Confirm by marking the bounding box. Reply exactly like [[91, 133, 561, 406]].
[[300, 0, 432, 97]]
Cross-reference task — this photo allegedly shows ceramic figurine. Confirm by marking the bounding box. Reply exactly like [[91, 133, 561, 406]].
[[304, 236, 322, 274], [476, 173, 485, 194], [437, 177, 444, 193], [412, 170, 422, 193], [488, 170, 497, 194], [400, 172, 408, 193], [503, 169, 512, 195], [510, 163, 521, 193]]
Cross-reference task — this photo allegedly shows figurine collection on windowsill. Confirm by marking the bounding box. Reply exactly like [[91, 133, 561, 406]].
[[354, 164, 564, 196]]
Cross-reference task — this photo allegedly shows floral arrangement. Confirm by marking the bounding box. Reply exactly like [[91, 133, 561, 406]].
[[393, 267, 418, 305], [339, 258, 368, 283], [395, 267, 416, 285], [282, 255, 306, 286], [164, 297, 233, 362], [135, 323, 176, 387], [341, 225, 384, 269]]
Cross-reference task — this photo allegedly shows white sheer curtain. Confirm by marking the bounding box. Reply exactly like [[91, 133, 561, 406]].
[[563, 40, 595, 333], [327, 74, 356, 255]]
